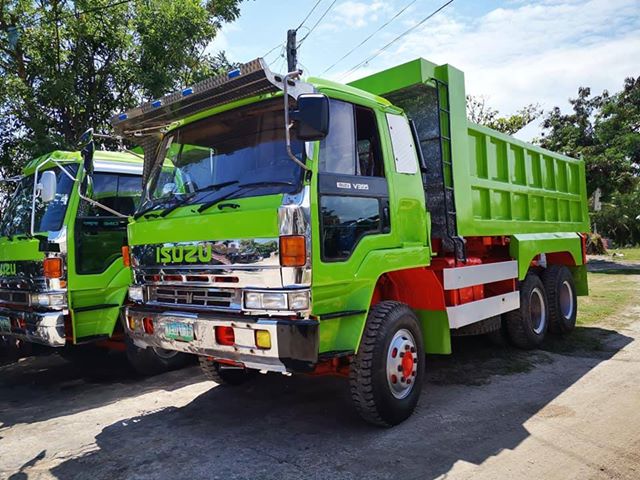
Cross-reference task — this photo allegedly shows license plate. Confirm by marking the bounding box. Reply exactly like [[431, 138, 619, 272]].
[[0, 316, 10, 333], [164, 321, 194, 342]]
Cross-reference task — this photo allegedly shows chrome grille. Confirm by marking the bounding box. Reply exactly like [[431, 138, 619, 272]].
[[146, 285, 241, 310]]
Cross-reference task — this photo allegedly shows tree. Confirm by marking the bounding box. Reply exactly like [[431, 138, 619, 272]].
[[467, 95, 542, 135], [539, 79, 640, 199], [0, 0, 244, 178]]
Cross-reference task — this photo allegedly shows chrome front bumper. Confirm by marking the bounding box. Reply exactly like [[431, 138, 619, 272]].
[[124, 306, 319, 373], [0, 307, 66, 347]]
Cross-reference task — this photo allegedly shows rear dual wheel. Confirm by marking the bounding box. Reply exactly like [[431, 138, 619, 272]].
[[505, 266, 577, 349], [349, 301, 425, 427]]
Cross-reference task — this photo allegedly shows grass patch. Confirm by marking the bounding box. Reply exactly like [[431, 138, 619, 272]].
[[577, 272, 639, 326], [608, 247, 640, 262]]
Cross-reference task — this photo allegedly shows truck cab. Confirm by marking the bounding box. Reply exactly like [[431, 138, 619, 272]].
[[0, 149, 187, 374], [113, 58, 589, 424]]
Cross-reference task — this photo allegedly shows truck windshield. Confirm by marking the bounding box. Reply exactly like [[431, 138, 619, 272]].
[[0, 165, 78, 238], [142, 99, 304, 212]]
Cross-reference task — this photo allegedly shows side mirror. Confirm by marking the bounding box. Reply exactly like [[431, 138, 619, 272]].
[[80, 174, 94, 198], [292, 93, 330, 141], [78, 128, 95, 177], [39, 170, 57, 203]]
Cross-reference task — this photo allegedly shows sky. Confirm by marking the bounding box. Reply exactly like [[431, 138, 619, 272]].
[[211, 0, 640, 140]]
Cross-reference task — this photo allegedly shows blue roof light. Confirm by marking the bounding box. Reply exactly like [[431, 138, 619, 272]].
[[228, 68, 241, 79], [182, 87, 193, 97], [118, 113, 128, 121], [152, 100, 162, 108]]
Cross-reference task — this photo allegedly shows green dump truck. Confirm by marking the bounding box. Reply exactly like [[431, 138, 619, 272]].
[[108, 57, 589, 425], [0, 148, 187, 374]]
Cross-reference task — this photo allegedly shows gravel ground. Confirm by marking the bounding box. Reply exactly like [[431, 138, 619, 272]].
[[1, 271, 639, 479]]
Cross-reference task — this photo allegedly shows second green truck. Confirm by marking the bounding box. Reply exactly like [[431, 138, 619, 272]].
[[105, 57, 589, 426]]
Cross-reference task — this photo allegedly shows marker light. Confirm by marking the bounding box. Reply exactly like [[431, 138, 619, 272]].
[[279, 235, 306, 267], [227, 68, 241, 79], [118, 113, 128, 121], [255, 330, 271, 349], [122, 246, 131, 267], [215, 326, 235, 346], [43, 257, 63, 279], [151, 100, 162, 108], [182, 87, 193, 96]]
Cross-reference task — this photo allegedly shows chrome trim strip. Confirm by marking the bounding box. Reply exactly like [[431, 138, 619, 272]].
[[0, 308, 66, 347], [446, 292, 520, 329], [442, 260, 518, 290], [279, 185, 312, 287]]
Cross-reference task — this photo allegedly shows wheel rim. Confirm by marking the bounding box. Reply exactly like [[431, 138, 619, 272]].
[[530, 287, 547, 335], [153, 347, 179, 360], [386, 328, 418, 400], [559, 280, 574, 320]]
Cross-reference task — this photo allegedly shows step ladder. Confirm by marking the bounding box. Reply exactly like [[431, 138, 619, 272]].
[[431, 78, 466, 262]]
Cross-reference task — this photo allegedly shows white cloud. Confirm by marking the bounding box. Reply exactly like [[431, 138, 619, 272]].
[[337, 0, 640, 139], [332, 1, 389, 28]]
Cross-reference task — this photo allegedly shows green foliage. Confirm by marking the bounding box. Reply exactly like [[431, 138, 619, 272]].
[[539, 78, 640, 200], [591, 187, 640, 246], [466, 95, 542, 135], [0, 0, 244, 178]]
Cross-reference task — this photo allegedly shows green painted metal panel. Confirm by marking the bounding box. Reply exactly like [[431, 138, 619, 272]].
[[509, 232, 584, 280], [350, 58, 590, 238], [416, 309, 451, 354]]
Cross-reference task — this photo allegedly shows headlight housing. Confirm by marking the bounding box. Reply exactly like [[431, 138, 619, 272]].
[[30, 292, 67, 307], [243, 290, 310, 312], [128, 285, 144, 302]]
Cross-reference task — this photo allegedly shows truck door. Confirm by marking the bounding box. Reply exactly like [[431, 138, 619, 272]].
[[68, 172, 140, 342], [314, 100, 392, 319]]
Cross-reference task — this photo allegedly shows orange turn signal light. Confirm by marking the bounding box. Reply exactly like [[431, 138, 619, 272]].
[[122, 246, 131, 267], [279, 235, 306, 267], [43, 257, 63, 279]]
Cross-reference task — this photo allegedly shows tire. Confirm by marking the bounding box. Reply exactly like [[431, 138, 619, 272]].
[[125, 335, 190, 376], [485, 317, 509, 347], [59, 344, 110, 365], [505, 273, 549, 349], [542, 265, 577, 334], [349, 301, 425, 427], [199, 357, 258, 386]]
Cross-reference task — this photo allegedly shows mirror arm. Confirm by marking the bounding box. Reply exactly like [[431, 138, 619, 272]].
[[283, 71, 311, 171], [77, 183, 127, 218]]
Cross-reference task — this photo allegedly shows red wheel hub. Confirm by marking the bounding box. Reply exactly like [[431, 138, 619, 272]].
[[401, 351, 414, 378]]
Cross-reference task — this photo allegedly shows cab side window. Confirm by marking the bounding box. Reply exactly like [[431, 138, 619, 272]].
[[76, 173, 142, 274], [318, 100, 389, 261], [319, 100, 384, 177]]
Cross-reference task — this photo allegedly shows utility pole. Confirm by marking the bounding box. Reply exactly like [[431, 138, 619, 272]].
[[286, 29, 297, 72]]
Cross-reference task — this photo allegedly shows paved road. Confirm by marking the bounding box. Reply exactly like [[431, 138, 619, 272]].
[[1, 274, 639, 479]]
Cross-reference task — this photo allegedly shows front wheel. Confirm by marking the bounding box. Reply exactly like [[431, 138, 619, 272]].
[[125, 335, 190, 376], [349, 301, 425, 427]]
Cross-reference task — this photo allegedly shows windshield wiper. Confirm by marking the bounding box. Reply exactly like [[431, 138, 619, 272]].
[[157, 180, 240, 218], [197, 181, 295, 214], [133, 200, 165, 220]]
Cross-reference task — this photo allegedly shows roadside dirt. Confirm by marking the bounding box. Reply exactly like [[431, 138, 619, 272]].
[[1, 271, 639, 479]]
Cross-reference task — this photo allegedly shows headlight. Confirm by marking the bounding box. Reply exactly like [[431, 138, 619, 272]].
[[128, 285, 144, 302], [243, 290, 310, 311], [30, 292, 66, 307]]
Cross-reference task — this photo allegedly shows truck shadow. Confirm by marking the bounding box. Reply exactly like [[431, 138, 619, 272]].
[[48, 327, 633, 480], [0, 351, 201, 429]]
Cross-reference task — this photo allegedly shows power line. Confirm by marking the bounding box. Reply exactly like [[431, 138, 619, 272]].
[[298, 0, 338, 46], [340, 0, 454, 80], [296, 0, 323, 31], [322, 0, 421, 75], [261, 0, 320, 60]]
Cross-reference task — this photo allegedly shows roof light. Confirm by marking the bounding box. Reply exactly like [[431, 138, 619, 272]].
[[151, 100, 162, 108], [118, 113, 128, 121], [228, 68, 241, 79], [182, 87, 193, 97]]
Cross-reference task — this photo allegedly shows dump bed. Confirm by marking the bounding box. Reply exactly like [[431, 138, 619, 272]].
[[350, 58, 590, 238]]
